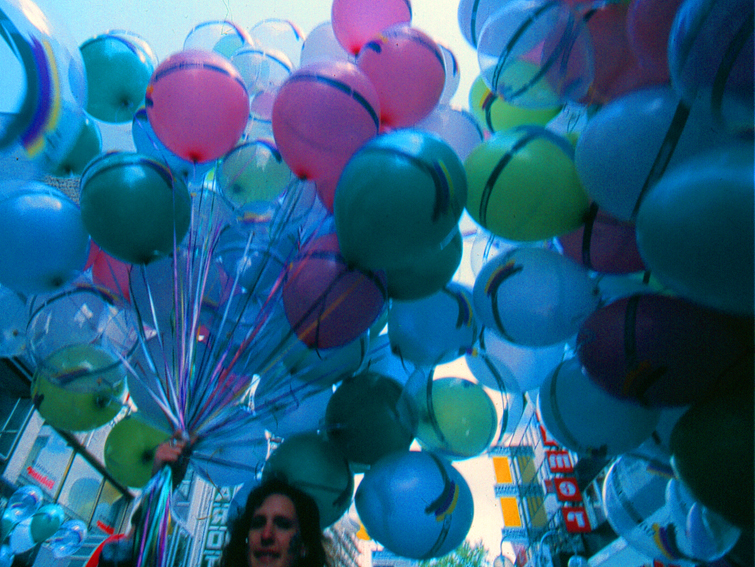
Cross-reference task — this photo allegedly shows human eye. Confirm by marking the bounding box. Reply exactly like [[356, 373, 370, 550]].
[[249, 515, 266, 530], [274, 517, 295, 530]]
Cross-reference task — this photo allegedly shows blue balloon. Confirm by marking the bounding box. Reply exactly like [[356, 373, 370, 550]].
[[0, 184, 89, 294], [355, 450, 474, 559]]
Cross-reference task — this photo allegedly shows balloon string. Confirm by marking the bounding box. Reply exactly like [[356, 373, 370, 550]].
[[133, 466, 173, 567]]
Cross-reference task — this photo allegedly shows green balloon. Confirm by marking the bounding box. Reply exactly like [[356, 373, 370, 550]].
[[414, 377, 498, 459], [1, 511, 15, 540], [325, 371, 417, 466], [30, 504, 65, 543], [32, 343, 127, 432], [670, 386, 754, 530], [79, 152, 191, 265]]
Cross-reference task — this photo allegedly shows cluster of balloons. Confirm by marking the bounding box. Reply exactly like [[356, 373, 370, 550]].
[[0, 0, 752, 563], [1, 485, 87, 565]]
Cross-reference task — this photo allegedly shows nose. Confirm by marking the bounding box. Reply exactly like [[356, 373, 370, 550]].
[[260, 521, 275, 542]]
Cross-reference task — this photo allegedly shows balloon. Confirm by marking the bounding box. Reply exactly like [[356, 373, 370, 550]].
[[355, 450, 474, 559], [0, 545, 12, 567], [79, 31, 157, 123], [248, 18, 305, 68], [231, 46, 293, 96], [602, 453, 696, 566], [464, 126, 590, 242], [282, 233, 387, 349], [300, 21, 353, 66], [79, 152, 192, 265], [271, 60, 380, 192], [668, 0, 753, 132], [476, 0, 593, 108], [31, 343, 128, 432], [386, 235, 461, 304], [468, 75, 561, 134], [686, 503, 742, 562], [9, 519, 36, 554], [414, 377, 498, 459], [626, 0, 684, 74], [131, 107, 214, 185], [576, 294, 754, 406], [25, 284, 136, 367], [103, 415, 172, 488], [537, 357, 661, 458], [183, 20, 253, 57], [87, 243, 132, 302], [191, 418, 269, 487], [466, 327, 566, 393], [0, 184, 89, 295], [635, 143, 754, 315], [583, 2, 669, 105], [47, 520, 87, 558], [334, 129, 466, 272], [145, 49, 249, 163], [255, 380, 333, 438], [388, 282, 478, 366], [473, 246, 599, 347], [262, 432, 354, 528], [414, 104, 484, 162], [437, 43, 461, 104], [0, 285, 28, 358], [558, 205, 646, 274], [216, 140, 292, 208], [29, 504, 64, 543], [574, 86, 730, 221], [325, 371, 417, 467], [356, 24, 445, 129], [51, 116, 102, 176], [0, 0, 87, 179], [670, 387, 754, 529], [5, 486, 43, 526], [457, 0, 507, 48], [331, 0, 412, 55]]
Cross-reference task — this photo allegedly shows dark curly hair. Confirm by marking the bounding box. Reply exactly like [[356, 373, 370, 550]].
[[220, 478, 328, 567]]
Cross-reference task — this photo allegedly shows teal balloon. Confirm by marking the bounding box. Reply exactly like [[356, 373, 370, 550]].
[[30, 504, 64, 543], [334, 129, 467, 271], [325, 371, 417, 466], [79, 152, 191, 264], [384, 227, 463, 300], [80, 31, 157, 123], [0, 184, 90, 294], [636, 143, 754, 316], [262, 432, 354, 528]]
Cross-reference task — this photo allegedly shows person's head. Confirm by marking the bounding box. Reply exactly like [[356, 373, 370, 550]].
[[222, 478, 327, 567]]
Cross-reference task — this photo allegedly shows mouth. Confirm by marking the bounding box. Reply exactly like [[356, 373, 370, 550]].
[[252, 549, 282, 561]]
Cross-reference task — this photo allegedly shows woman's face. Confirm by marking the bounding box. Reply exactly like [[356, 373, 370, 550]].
[[247, 494, 306, 567]]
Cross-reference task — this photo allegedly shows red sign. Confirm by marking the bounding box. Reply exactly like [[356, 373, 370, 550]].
[[562, 507, 592, 533], [539, 425, 560, 447], [546, 450, 574, 473], [554, 478, 582, 502]]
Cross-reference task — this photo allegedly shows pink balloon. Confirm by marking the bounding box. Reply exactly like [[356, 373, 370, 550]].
[[271, 60, 380, 182], [627, 0, 684, 74], [558, 206, 646, 274], [86, 242, 132, 302], [357, 24, 446, 129], [584, 4, 668, 104], [146, 50, 249, 163], [282, 233, 387, 350], [331, 0, 412, 55]]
